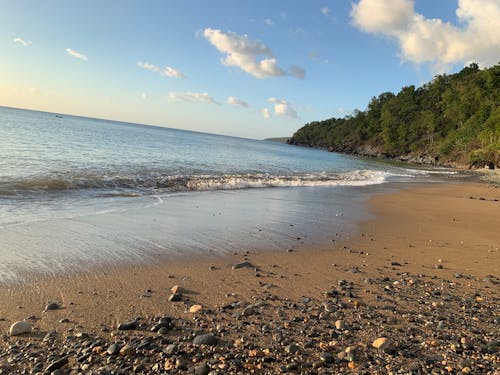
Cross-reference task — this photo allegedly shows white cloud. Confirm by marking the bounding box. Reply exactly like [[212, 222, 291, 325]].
[[13, 38, 32, 46], [167, 91, 218, 104], [264, 18, 274, 26], [66, 48, 88, 61], [351, 0, 413, 35], [203, 28, 305, 79], [141, 92, 147, 100], [163, 66, 185, 78], [268, 97, 299, 119], [262, 108, 271, 119], [321, 6, 330, 16], [137, 61, 186, 78], [351, 0, 500, 70], [227, 96, 249, 108]]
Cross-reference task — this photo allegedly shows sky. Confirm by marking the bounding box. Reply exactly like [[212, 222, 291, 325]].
[[1, 0, 499, 139]]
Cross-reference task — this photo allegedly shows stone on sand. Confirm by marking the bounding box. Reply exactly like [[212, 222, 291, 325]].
[[9, 321, 32, 336]]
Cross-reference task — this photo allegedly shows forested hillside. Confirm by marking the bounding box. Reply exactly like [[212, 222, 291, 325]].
[[289, 64, 500, 168]]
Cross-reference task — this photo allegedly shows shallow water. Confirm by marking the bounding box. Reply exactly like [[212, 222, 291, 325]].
[[0, 107, 458, 282]]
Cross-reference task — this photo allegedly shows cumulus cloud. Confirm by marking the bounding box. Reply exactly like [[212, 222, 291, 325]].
[[351, 0, 500, 70], [227, 96, 249, 108], [264, 18, 274, 26], [13, 37, 32, 46], [137, 61, 186, 78], [268, 98, 299, 119], [261, 108, 271, 119], [167, 92, 218, 104], [66, 48, 88, 61], [203, 28, 305, 79]]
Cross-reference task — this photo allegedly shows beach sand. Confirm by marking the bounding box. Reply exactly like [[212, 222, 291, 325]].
[[0, 182, 498, 374]]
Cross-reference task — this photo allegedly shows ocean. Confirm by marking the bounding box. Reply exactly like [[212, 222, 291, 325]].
[[0, 106, 456, 283]]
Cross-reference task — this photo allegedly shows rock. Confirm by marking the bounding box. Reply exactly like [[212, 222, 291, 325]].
[[232, 261, 254, 270], [335, 320, 346, 330], [117, 320, 137, 330], [195, 363, 210, 375], [44, 302, 59, 311], [168, 293, 182, 302], [158, 327, 169, 334], [285, 343, 300, 354], [286, 362, 299, 371], [170, 285, 184, 294], [165, 344, 179, 355], [44, 356, 68, 373], [242, 306, 256, 316], [319, 352, 334, 363], [189, 304, 203, 313], [372, 337, 391, 351], [151, 320, 173, 332], [120, 344, 136, 356], [193, 333, 218, 346], [107, 343, 122, 355], [176, 357, 188, 370], [9, 321, 31, 336]]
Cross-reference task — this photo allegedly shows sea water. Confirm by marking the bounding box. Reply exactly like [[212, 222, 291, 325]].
[[0, 106, 455, 282]]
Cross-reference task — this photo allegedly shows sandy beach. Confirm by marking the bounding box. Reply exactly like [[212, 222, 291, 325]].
[[0, 182, 498, 374]]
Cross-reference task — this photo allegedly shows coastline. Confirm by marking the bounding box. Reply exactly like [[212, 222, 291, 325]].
[[1, 182, 499, 373]]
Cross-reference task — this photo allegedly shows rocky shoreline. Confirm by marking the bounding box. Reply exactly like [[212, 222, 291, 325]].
[[1, 265, 499, 374]]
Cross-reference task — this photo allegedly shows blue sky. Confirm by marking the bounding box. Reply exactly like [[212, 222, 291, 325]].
[[1, 0, 499, 138]]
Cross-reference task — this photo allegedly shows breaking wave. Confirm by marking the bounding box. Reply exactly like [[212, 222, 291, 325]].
[[0, 170, 396, 196]]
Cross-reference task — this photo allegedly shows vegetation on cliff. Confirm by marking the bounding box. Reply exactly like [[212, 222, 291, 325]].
[[289, 63, 500, 167]]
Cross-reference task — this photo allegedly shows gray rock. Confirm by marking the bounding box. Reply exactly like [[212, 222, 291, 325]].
[[117, 320, 137, 330], [165, 344, 179, 355], [107, 343, 122, 355], [9, 321, 31, 336], [195, 363, 211, 375], [319, 352, 334, 363], [44, 356, 68, 373], [193, 333, 218, 346], [44, 302, 59, 311], [232, 261, 254, 270], [285, 343, 300, 354]]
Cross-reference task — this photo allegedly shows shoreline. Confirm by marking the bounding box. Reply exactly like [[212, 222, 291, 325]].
[[1, 182, 499, 373]]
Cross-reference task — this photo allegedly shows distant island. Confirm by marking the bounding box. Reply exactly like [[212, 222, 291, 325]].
[[289, 63, 499, 169]]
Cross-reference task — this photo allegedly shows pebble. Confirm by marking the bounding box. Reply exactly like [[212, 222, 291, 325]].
[[168, 293, 182, 302], [170, 285, 184, 294], [117, 320, 137, 330], [9, 321, 31, 336], [335, 319, 346, 330], [232, 261, 255, 269], [107, 343, 122, 355], [372, 337, 391, 351], [193, 333, 218, 346], [44, 302, 59, 311], [195, 363, 211, 375], [319, 352, 334, 363], [44, 356, 68, 373], [285, 343, 300, 354], [189, 304, 203, 313], [119, 344, 136, 356]]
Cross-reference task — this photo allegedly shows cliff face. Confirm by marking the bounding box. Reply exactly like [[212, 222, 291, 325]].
[[288, 64, 500, 169]]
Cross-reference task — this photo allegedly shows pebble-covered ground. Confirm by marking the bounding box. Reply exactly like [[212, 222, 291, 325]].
[[1, 267, 498, 375]]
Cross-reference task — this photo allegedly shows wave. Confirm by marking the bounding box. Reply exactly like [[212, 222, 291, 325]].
[[0, 170, 400, 196]]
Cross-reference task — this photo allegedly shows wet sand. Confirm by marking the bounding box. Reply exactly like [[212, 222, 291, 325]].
[[0, 182, 499, 374]]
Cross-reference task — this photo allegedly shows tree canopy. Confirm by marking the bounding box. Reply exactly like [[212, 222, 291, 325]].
[[289, 63, 500, 168]]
